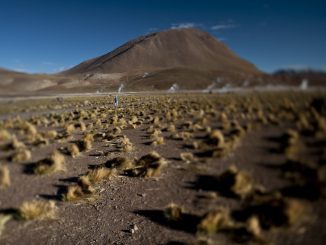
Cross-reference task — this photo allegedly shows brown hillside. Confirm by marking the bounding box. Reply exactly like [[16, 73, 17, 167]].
[[64, 28, 260, 75]]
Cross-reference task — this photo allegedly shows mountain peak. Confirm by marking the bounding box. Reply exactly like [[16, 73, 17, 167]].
[[63, 28, 260, 75]]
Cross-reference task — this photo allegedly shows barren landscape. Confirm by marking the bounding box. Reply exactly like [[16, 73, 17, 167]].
[[1, 29, 325, 96], [0, 4, 325, 244], [0, 91, 325, 244]]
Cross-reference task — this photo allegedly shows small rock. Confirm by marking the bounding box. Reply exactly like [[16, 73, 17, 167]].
[[130, 224, 138, 234]]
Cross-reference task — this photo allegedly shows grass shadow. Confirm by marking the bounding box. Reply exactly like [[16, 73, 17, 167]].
[[134, 209, 201, 234], [186, 174, 237, 199], [39, 184, 67, 201], [22, 162, 37, 175]]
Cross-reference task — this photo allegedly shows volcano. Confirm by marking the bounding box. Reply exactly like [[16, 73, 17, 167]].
[[64, 28, 260, 76]]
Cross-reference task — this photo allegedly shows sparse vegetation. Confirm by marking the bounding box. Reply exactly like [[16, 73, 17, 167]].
[[0, 92, 325, 244], [197, 209, 233, 233], [0, 215, 11, 238], [0, 129, 11, 142], [63, 184, 96, 202], [18, 200, 57, 220], [0, 165, 10, 188], [126, 151, 168, 177], [34, 150, 66, 174], [85, 167, 117, 183], [10, 148, 32, 163], [164, 203, 183, 222], [105, 157, 133, 170], [180, 152, 197, 163], [67, 143, 80, 158]]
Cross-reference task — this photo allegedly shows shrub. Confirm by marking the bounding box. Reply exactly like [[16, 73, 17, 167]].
[[86, 167, 117, 183], [67, 143, 80, 158], [34, 150, 66, 174], [19, 200, 57, 220], [197, 209, 233, 233], [0, 165, 10, 188], [0, 129, 11, 142], [11, 148, 32, 163], [164, 203, 183, 222]]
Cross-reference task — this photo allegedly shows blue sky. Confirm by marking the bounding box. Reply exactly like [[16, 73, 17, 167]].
[[0, 0, 325, 74]]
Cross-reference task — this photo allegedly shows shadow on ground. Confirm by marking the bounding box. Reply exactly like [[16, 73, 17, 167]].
[[133, 209, 201, 234]]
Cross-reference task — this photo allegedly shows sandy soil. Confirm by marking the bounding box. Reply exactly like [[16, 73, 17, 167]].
[[0, 92, 325, 245]]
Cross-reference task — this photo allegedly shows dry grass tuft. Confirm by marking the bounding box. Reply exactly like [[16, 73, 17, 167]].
[[0, 215, 12, 238], [81, 133, 94, 151], [191, 141, 202, 150], [76, 121, 87, 131], [152, 116, 160, 126], [147, 125, 155, 134], [218, 166, 254, 198], [127, 151, 168, 177], [23, 122, 38, 136], [78, 176, 95, 194], [105, 157, 133, 170], [19, 200, 57, 220], [30, 133, 49, 146], [112, 127, 122, 135], [122, 143, 133, 152], [285, 199, 308, 225], [8, 136, 25, 149], [250, 196, 309, 229], [246, 215, 261, 238], [231, 170, 253, 198], [167, 124, 176, 133], [86, 167, 117, 183], [82, 138, 92, 151], [0, 129, 11, 142], [34, 150, 66, 175], [63, 184, 95, 202], [150, 129, 165, 146], [43, 130, 58, 140], [208, 130, 225, 148], [51, 150, 65, 166], [83, 133, 94, 142], [0, 165, 10, 188], [136, 151, 162, 166], [128, 116, 140, 128], [151, 135, 165, 146], [67, 143, 80, 158], [197, 209, 233, 233], [164, 203, 183, 222], [11, 148, 32, 163], [180, 152, 197, 163], [65, 124, 75, 135], [119, 135, 134, 152], [170, 131, 193, 141], [285, 129, 299, 145]]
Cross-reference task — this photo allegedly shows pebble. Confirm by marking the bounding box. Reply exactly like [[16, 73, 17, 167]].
[[137, 193, 146, 197], [130, 224, 138, 234]]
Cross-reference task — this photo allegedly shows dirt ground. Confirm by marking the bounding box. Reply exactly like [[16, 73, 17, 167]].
[[0, 92, 325, 245]]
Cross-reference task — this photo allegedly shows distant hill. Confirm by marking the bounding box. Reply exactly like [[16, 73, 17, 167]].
[[0, 68, 84, 95], [274, 69, 326, 86], [273, 69, 326, 86]]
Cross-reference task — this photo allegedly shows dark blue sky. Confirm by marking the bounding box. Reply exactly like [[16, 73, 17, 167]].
[[0, 0, 325, 73]]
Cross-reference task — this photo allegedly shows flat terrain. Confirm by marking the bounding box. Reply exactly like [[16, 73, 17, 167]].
[[0, 92, 325, 244]]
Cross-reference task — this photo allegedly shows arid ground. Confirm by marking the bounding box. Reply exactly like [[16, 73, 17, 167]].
[[0, 91, 325, 245]]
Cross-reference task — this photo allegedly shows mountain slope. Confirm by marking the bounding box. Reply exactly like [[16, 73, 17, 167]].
[[63, 28, 260, 75]]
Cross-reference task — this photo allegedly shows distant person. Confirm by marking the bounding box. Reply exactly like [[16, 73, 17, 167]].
[[114, 95, 119, 107]]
